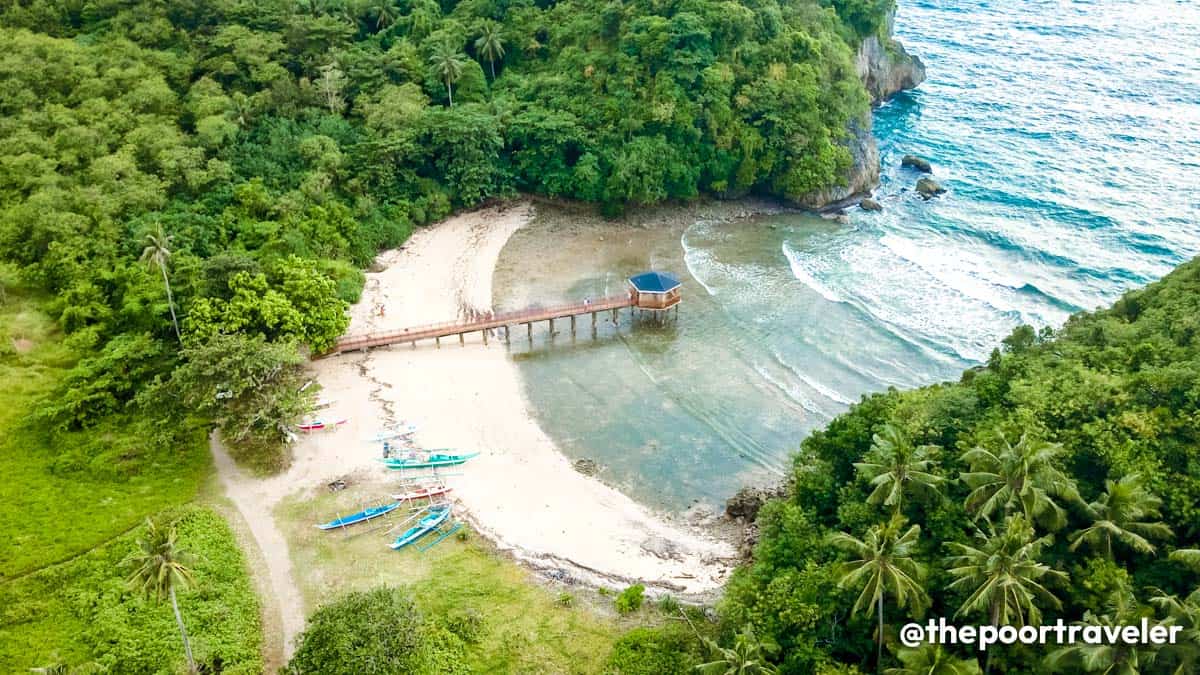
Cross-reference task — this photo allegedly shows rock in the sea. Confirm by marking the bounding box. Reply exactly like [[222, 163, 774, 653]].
[[573, 458, 599, 476], [901, 154, 933, 173], [860, 197, 883, 212], [916, 177, 946, 199]]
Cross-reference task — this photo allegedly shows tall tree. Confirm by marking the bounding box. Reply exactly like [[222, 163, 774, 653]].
[[1046, 586, 1162, 674], [946, 515, 1066, 672], [1150, 550, 1200, 675], [367, 0, 398, 30], [140, 222, 182, 343], [886, 643, 981, 675], [1069, 473, 1173, 558], [474, 21, 506, 80], [960, 433, 1080, 530], [829, 516, 930, 672], [124, 519, 198, 673], [854, 423, 944, 514], [428, 42, 466, 107]]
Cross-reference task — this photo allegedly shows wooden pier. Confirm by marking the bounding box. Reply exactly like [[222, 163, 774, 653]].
[[324, 271, 683, 357], [329, 294, 641, 355]]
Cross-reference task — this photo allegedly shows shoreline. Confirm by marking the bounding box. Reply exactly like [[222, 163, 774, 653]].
[[211, 198, 802, 656], [321, 200, 743, 595]]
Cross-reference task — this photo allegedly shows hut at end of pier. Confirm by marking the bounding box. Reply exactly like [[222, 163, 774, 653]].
[[627, 271, 681, 311]]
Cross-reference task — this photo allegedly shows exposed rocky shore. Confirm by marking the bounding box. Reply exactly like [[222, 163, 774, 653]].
[[797, 11, 925, 210]]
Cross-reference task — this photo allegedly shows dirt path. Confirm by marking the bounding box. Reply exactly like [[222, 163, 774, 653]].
[[210, 435, 307, 663]]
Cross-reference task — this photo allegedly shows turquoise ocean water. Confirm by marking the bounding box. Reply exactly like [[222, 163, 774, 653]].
[[495, 0, 1200, 513]]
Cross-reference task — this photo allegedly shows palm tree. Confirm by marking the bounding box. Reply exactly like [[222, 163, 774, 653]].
[[946, 515, 1066, 672], [474, 21, 506, 80], [1069, 473, 1172, 558], [1046, 587, 1161, 674], [829, 516, 930, 672], [140, 222, 182, 343], [695, 625, 779, 675], [124, 519, 198, 673], [428, 42, 467, 107], [854, 424, 944, 514], [1149, 550, 1200, 674], [886, 643, 981, 675], [960, 433, 1080, 530], [367, 0, 398, 30]]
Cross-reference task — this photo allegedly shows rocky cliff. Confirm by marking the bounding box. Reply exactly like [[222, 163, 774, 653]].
[[797, 12, 925, 211]]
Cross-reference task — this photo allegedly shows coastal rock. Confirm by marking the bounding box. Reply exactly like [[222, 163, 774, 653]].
[[856, 11, 927, 105], [901, 155, 933, 173], [860, 197, 883, 212], [795, 10, 924, 211], [725, 485, 787, 522], [792, 115, 880, 210], [916, 177, 946, 199], [739, 522, 760, 559], [640, 536, 683, 561], [573, 458, 599, 476]]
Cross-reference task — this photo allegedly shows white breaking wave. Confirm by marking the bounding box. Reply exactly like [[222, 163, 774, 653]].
[[781, 241, 843, 303]]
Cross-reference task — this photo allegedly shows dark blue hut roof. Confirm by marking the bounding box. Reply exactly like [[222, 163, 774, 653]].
[[628, 271, 681, 293]]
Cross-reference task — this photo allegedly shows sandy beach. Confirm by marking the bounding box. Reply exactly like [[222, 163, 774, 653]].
[[213, 201, 740, 655], [324, 201, 738, 591]]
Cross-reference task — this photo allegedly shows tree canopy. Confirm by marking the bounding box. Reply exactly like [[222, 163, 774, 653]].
[[722, 257, 1200, 673]]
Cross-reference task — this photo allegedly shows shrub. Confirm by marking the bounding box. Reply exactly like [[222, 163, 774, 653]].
[[604, 625, 701, 674], [615, 584, 645, 614], [287, 587, 467, 674]]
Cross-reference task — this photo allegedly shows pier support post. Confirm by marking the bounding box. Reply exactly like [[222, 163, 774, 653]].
[[526, 323, 532, 341], [570, 315, 576, 335], [459, 332, 464, 346], [436, 336, 440, 348], [591, 311, 597, 327], [549, 318, 554, 334], [504, 325, 510, 344], [482, 329, 488, 345], [611, 308, 618, 322]]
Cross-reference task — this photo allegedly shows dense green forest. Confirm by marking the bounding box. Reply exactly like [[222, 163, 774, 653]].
[[710, 258, 1200, 673], [0, 0, 890, 465]]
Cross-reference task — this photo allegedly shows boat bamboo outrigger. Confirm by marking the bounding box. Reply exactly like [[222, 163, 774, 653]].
[[297, 417, 348, 432], [316, 501, 401, 530], [388, 504, 454, 550], [392, 482, 453, 503], [378, 452, 479, 470], [364, 424, 419, 443]]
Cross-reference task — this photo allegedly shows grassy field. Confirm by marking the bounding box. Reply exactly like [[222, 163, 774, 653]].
[[278, 486, 655, 673], [0, 272, 210, 579], [0, 270, 262, 672]]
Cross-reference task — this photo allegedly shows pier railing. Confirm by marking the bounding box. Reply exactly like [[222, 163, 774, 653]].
[[329, 293, 635, 355]]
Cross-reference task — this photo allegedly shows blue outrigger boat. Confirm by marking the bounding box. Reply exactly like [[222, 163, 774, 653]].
[[378, 452, 479, 470], [389, 505, 453, 550], [316, 501, 401, 530]]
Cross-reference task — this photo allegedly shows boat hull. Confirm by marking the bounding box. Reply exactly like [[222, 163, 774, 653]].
[[389, 507, 451, 550], [316, 501, 400, 530]]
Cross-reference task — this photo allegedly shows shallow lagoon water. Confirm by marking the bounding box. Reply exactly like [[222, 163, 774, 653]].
[[494, 0, 1200, 513]]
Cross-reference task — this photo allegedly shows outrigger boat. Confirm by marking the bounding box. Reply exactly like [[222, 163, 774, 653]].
[[316, 501, 400, 530], [389, 505, 452, 550], [364, 424, 419, 442], [297, 417, 348, 432], [378, 452, 479, 470], [392, 483, 453, 503]]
